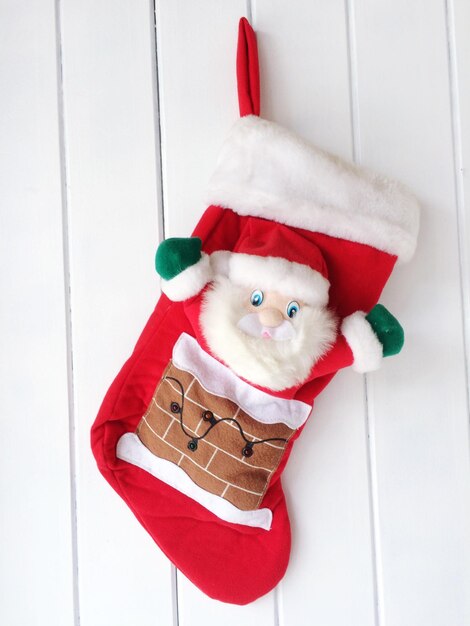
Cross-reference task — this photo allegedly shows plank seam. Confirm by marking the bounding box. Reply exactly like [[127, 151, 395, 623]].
[[274, 582, 284, 626], [363, 377, 384, 626], [151, 2, 178, 624], [171, 566, 180, 626], [345, 0, 361, 164], [246, 0, 253, 24], [248, 6, 282, 621], [444, 0, 470, 463], [345, 1, 382, 624], [54, 0, 80, 624], [151, 0, 166, 243]]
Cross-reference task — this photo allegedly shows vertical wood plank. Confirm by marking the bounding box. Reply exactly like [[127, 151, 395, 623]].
[[253, 2, 378, 625], [450, 0, 470, 406], [157, 0, 246, 237], [2, 1, 469, 624], [59, 1, 173, 624], [0, 1, 75, 624], [155, 1, 277, 623], [353, 1, 470, 624]]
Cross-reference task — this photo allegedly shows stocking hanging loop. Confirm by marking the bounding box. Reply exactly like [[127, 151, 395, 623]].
[[237, 17, 260, 117]]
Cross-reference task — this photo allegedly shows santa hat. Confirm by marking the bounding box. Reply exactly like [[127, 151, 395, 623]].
[[211, 224, 330, 307]]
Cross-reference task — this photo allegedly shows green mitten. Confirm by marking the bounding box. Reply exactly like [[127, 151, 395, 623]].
[[366, 304, 404, 357], [155, 237, 202, 280]]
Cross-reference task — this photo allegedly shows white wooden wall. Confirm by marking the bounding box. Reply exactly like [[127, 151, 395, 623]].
[[2, 1, 470, 624]]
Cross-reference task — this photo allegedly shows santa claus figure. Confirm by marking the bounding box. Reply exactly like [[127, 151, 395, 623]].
[[92, 18, 419, 605], [155, 221, 406, 396]]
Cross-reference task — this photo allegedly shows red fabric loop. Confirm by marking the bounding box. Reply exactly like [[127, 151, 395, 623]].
[[237, 17, 260, 117]]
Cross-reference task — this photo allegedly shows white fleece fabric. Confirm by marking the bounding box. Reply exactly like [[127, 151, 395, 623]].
[[341, 311, 383, 373], [173, 332, 312, 428], [161, 253, 212, 301], [206, 116, 420, 263]]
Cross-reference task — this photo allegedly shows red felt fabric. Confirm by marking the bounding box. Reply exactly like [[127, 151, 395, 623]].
[[237, 17, 260, 117], [234, 222, 330, 280], [91, 205, 396, 604]]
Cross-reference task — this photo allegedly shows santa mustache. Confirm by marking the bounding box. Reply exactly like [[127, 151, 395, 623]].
[[236, 312, 296, 341]]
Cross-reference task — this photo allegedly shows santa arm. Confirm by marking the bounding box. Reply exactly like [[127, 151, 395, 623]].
[[155, 237, 213, 301], [312, 304, 405, 378]]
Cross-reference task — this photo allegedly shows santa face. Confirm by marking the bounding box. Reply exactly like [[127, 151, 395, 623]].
[[200, 276, 337, 391], [236, 289, 299, 341]]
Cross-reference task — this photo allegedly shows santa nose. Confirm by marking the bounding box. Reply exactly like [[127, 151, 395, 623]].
[[258, 308, 284, 328]]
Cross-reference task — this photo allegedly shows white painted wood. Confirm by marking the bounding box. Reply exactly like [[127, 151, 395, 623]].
[[155, 1, 277, 622], [353, 1, 470, 624], [177, 570, 276, 626], [0, 1, 75, 624], [156, 0, 247, 238], [253, 2, 378, 624], [3, 1, 470, 624], [255, 0, 354, 159], [58, 1, 173, 624], [451, 0, 470, 400]]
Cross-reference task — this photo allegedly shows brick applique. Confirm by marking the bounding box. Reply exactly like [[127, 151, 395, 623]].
[[136, 361, 294, 511]]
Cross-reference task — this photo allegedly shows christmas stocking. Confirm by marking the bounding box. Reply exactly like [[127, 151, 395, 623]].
[[91, 18, 419, 605]]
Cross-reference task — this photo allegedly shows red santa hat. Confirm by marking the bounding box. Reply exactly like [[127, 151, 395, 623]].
[[211, 224, 330, 308]]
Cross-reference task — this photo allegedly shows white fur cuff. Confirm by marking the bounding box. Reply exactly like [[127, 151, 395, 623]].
[[341, 311, 383, 373], [207, 116, 420, 263], [161, 253, 212, 302]]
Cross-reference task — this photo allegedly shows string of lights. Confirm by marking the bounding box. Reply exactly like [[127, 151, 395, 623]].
[[164, 375, 288, 458]]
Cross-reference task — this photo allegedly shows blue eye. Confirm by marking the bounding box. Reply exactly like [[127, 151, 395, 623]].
[[250, 289, 264, 307], [287, 301, 300, 318]]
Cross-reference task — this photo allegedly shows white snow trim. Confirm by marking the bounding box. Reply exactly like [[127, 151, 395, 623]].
[[173, 332, 312, 429], [117, 433, 272, 530], [341, 311, 383, 373], [226, 253, 329, 306], [206, 116, 420, 263], [161, 253, 212, 301], [210, 250, 232, 277]]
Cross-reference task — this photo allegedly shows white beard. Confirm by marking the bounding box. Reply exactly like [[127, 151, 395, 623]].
[[200, 276, 337, 391]]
